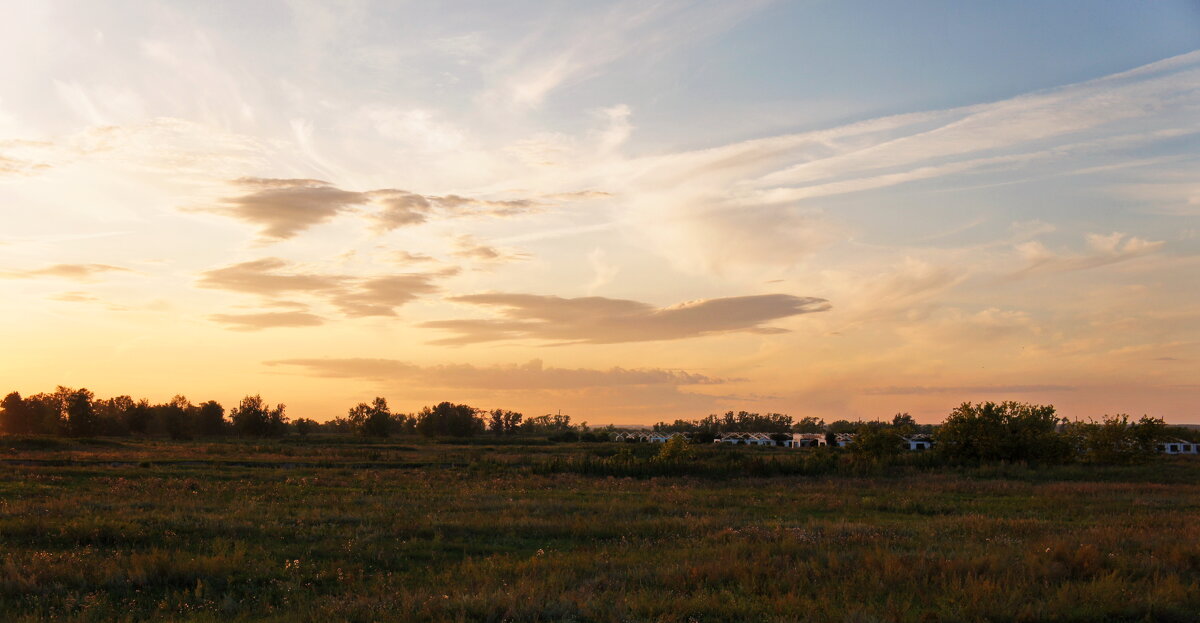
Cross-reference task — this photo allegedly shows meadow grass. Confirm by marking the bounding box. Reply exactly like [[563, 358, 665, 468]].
[[0, 437, 1197, 622]]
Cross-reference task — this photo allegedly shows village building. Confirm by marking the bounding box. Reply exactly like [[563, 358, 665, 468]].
[[1157, 439, 1199, 455], [902, 435, 934, 451], [712, 432, 781, 446], [786, 433, 828, 448]]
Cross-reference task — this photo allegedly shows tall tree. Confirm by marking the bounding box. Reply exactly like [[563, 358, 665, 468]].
[[65, 388, 97, 437], [0, 392, 31, 434], [362, 397, 392, 437], [416, 402, 483, 437], [196, 400, 227, 436], [231, 395, 287, 437]]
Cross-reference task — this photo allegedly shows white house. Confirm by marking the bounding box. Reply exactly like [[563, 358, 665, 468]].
[[901, 435, 934, 451], [786, 433, 828, 448], [713, 432, 780, 446], [1157, 439, 1199, 455]]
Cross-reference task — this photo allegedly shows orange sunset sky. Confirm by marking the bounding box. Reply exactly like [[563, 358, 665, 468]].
[[1, 2, 1198, 424]]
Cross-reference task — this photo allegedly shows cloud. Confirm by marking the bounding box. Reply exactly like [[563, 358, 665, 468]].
[[196, 258, 343, 295], [204, 178, 544, 239], [367, 190, 433, 230], [863, 385, 1076, 395], [451, 235, 530, 263], [543, 190, 613, 201], [388, 250, 438, 265], [210, 311, 326, 331], [1, 263, 134, 280], [485, 0, 770, 107], [422, 292, 831, 345], [265, 357, 726, 389], [335, 272, 451, 317], [211, 177, 370, 239], [1012, 232, 1165, 277], [49, 291, 100, 302], [197, 257, 455, 321]]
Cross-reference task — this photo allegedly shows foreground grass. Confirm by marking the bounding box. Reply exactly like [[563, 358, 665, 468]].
[[0, 438, 1197, 622]]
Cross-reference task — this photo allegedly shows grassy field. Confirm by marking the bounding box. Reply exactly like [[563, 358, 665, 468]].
[[1, 437, 1198, 622]]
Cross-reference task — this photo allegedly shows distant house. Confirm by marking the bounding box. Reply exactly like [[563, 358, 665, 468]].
[[787, 433, 828, 448], [647, 432, 690, 443], [1156, 439, 1199, 455], [902, 435, 933, 451], [713, 432, 779, 446], [834, 433, 855, 448]]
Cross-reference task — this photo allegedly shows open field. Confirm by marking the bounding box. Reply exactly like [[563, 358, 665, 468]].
[[1, 437, 1198, 622]]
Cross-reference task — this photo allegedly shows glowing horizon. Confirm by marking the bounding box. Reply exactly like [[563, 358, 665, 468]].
[[2, 2, 1198, 424]]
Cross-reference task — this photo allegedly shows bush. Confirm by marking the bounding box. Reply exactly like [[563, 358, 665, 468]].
[[1063, 415, 1167, 464], [935, 401, 1070, 464]]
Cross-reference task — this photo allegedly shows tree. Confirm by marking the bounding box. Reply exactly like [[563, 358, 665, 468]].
[[95, 395, 136, 436], [346, 397, 393, 437], [362, 397, 392, 437], [487, 409, 524, 435], [1, 392, 31, 434], [653, 436, 696, 462], [157, 395, 193, 440], [793, 416, 826, 433], [293, 418, 318, 436], [196, 401, 227, 436], [892, 413, 917, 435], [65, 388, 97, 437], [849, 422, 904, 460], [935, 401, 1069, 464], [415, 402, 483, 437], [231, 395, 288, 437], [123, 399, 153, 435], [1065, 414, 1167, 464]]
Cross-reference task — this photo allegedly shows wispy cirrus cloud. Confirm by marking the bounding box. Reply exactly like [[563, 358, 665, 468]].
[[864, 384, 1076, 395], [484, 0, 771, 107], [196, 257, 342, 294], [266, 357, 727, 389], [423, 292, 830, 345], [451, 234, 530, 263], [210, 311, 326, 331], [1012, 232, 1165, 277], [1, 263, 134, 280]]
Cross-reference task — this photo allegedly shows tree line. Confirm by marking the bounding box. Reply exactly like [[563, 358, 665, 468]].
[[0, 387, 604, 441], [1, 388, 1193, 465], [651, 410, 936, 440]]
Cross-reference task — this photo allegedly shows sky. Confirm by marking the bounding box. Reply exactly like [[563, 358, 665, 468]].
[[1, 0, 1198, 424]]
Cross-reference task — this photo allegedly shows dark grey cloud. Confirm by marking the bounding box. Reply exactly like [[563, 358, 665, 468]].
[[210, 311, 326, 331], [265, 357, 725, 389], [863, 385, 1077, 395], [422, 292, 830, 345], [1, 263, 134, 280]]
